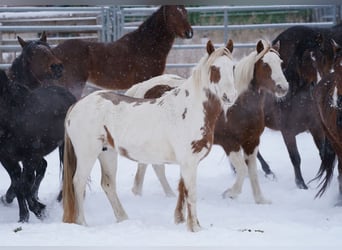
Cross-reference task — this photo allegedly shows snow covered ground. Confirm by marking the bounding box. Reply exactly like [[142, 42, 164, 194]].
[[0, 128, 341, 248]]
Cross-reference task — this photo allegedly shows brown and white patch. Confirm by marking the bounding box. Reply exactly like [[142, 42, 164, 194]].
[[210, 65, 221, 83]]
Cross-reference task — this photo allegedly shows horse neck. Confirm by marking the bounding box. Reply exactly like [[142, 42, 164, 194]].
[[9, 57, 40, 89], [234, 52, 258, 96], [134, 9, 175, 54], [2, 79, 30, 107]]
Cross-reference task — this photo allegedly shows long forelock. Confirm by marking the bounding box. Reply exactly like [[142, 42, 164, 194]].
[[191, 47, 232, 89], [234, 41, 271, 95]]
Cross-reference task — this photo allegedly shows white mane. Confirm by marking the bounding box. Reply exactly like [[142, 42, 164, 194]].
[[234, 40, 270, 95]]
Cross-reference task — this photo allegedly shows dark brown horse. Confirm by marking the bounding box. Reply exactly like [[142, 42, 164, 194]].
[[51, 5, 193, 99], [127, 40, 289, 204], [312, 39, 342, 205], [257, 25, 337, 189], [8, 31, 63, 90]]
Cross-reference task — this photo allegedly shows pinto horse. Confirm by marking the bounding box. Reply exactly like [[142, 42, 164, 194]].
[[8, 31, 63, 90], [0, 69, 76, 222], [62, 40, 237, 232], [312, 39, 342, 205], [51, 5, 193, 99], [127, 40, 289, 203]]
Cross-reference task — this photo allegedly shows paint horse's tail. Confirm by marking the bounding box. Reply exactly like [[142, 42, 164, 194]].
[[62, 131, 77, 223]]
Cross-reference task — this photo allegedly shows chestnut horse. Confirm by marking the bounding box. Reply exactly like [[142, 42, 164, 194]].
[[312, 39, 342, 205], [62, 40, 237, 232], [51, 5, 193, 99], [8, 31, 63, 90], [127, 40, 289, 204]]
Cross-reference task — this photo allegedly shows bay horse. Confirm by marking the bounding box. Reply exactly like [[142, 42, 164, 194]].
[[8, 31, 63, 90], [257, 28, 337, 189], [0, 69, 76, 222], [258, 24, 342, 184], [51, 5, 193, 99], [127, 40, 289, 203], [311, 39, 342, 205], [62, 40, 237, 232]]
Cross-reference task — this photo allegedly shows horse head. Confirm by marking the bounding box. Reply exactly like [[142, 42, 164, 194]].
[[200, 39, 236, 113], [254, 39, 289, 98], [9, 31, 63, 89], [163, 5, 193, 39]]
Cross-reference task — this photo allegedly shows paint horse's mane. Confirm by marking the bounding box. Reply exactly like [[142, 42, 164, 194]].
[[234, 40, 276, 95], [191, 46, 233, 89]]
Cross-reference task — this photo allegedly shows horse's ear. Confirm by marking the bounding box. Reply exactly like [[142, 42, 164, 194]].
[[272, 40, 280, 52], [331, 39, 342, 57], [256, 40, 264, 54], [17, 36, 27, 48], [40, 31, 47, 42], [207, 40, 215, 55], [226, 39, 233, 53]]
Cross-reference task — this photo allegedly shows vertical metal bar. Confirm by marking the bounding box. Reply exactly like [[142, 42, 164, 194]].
[[224, 7, 228, 43]]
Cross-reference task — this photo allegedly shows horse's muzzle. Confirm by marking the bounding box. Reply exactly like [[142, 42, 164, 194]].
[[51, 63, 64, 79], [185, 29, 193, 39]]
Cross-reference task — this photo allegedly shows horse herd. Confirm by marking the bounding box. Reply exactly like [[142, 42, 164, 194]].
[[0, 5, 342, 232]]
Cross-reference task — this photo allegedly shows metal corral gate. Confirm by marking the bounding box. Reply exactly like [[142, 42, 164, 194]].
[[0, 5, 340, 74]]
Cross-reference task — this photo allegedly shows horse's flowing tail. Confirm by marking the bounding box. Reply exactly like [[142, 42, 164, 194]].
[[309, 138, 337, 198], [62, 131, 77, 223]]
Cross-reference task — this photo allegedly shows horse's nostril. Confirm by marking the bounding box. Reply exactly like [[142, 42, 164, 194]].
[[185, 30, 193, 39]]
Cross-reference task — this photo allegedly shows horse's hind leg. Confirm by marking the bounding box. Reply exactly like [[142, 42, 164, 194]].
[[152, 164, 175, 197], [336, 158, 342, 206], [132, 163, 148, 196], [98, 150, 128, 222], [22, 159, 46, 220], [282, 131, 308, 189], [246, 147, 271, 204], [31, 159, 47, 201], [222, 150, 247, 199], [1, 160, 29, 222]]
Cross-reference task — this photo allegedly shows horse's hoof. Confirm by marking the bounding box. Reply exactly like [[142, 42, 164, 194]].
[[187, 220, 201, 232], [131, 187, 142, 196], [222, 188, 239, 199], [255, 197, 272, 205], [1, 195, 11, 206], [18, 214, 29, 223], [295, 180, 308, 189], [174, 212, 185, 224], [265, 172, 277, 181]]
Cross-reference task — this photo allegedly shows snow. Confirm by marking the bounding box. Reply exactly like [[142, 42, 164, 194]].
[[0, 128, 342, 248]]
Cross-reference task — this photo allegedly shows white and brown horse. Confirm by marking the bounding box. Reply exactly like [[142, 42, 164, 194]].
[[62, 40, 237, 232], [127, 40, 289, 204]]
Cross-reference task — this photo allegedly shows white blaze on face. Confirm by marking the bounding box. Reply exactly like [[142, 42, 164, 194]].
[[332, 86, 338, 108], [262, 51, 289, 97]]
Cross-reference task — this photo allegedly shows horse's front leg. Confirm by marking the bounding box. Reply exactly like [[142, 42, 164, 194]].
[[281, 131, 308, 189], [22, 159, 46, 220], [246, 147, 271, 204], [174, 178, 186, 224], [257, 150, 276, 179], [178, 163, 201, 232], [222, 150, 247, 199]]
